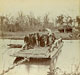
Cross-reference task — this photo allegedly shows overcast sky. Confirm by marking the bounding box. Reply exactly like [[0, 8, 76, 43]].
[[0, 0, 80, 18]]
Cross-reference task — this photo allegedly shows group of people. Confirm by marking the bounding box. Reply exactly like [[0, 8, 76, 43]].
[[23, 32, 56, 50]]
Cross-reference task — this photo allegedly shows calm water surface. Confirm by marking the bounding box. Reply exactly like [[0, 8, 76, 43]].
[[0, 39, 80, 75]]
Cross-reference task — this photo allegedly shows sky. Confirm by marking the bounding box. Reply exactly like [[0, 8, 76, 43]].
[[0, 0, 80, 18]]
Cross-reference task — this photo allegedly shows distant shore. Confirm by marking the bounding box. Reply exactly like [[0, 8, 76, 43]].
[[0, 30, 80, 40]]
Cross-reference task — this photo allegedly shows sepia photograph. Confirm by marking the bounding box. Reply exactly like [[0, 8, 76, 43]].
[[0, 0, 80, 75]]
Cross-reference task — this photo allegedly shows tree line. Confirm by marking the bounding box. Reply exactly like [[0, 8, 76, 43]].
[[0, 12, 80, 32]]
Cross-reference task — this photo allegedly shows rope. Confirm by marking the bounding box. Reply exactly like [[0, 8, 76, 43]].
[[0, 58, 29, 75]]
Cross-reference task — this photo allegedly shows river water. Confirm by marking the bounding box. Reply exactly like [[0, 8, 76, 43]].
[[0, 39, 80, 75]]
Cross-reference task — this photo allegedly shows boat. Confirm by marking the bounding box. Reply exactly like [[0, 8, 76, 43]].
[[11, 38, 63, 62], [7, 44, 22, 48], [0, 38, 63, 75]]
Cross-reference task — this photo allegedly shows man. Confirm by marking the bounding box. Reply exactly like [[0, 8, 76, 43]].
[[36, 33, 40, 46], [40, 35, 45, 47], [52, 33, 56, 43], [24, 35, 29, 43], [46, 34, 50, 46], [32, 33, 37, 46], [23, 35, 29, 50]]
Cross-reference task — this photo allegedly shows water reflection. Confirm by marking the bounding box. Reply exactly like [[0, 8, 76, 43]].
[[0, 39, 80, 75], [13, 59, 50, 75], [14, 58, 51, 75]]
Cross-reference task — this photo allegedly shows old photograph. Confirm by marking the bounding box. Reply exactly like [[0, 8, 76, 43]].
[[0, 0, 80, 75]]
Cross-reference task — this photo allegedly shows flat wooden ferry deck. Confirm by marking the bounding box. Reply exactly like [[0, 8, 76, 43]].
[[12, 38, 63, 59]]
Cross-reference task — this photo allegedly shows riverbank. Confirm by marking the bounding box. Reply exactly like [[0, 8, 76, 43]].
[[0, 30, 80, 40]]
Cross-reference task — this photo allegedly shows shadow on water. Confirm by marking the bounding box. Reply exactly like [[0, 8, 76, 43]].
[[14, 57, 51, 65], [13, 57, 52, 75], [13, 57, 55, 75], [0, 39, 80, 75]]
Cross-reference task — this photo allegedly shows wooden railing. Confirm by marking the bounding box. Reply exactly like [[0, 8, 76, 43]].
[[49, 38, 63, 52]]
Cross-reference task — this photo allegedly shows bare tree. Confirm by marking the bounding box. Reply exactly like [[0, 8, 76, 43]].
[[43, 14, 49, 26], [56, 15, 64, 26], [76, 16, 80, 27]]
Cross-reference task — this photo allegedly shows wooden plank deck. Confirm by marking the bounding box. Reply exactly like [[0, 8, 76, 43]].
[[12, 47, 50, 58], [12, 38, 63, 59]]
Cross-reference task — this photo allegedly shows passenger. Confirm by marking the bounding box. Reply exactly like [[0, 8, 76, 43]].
[[32, 34, 36, 46], [24, 35, 29, 43], [29, 34, 34, 49], [48, 35, 52, 45], [36, 33, 40, 46], [40, 35, 45, 47], [23, 34, 33, 50], [52, 33, 56, 43], [47, 33, 55, 46], [23, 35, 29, 50], [23, 32, 56, 49], [46, 35, 50, 46], [43, 34, 47, 47]]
